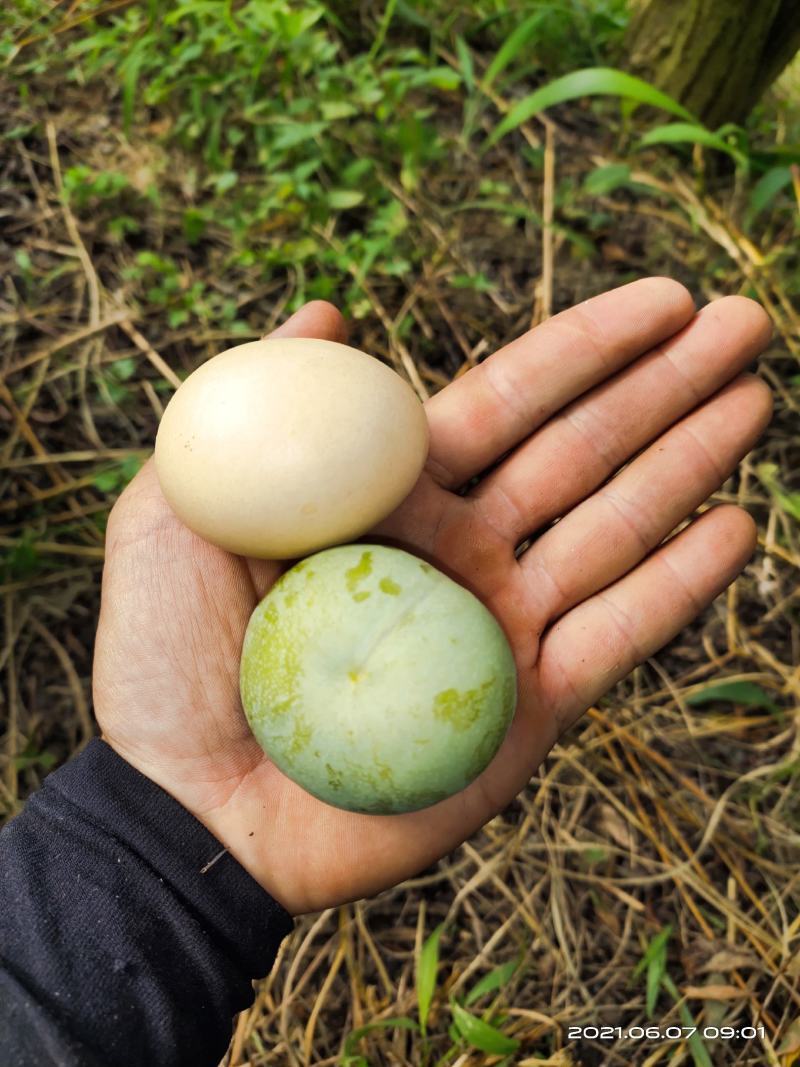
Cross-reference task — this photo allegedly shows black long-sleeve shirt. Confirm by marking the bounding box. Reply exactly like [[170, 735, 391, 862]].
[[0, 739, 294, 1066]]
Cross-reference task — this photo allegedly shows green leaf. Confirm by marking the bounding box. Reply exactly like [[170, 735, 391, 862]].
[[633, 924, 672, 980], [4, 124, 36, 140], [686, 1030, 716, 1067], [120, 37, 149, 131], [583, 163, 631, 196], [14, 750, 57, 771], [483, 10, 550, 90], [754, 143, 800, 165], [633, 925, 671, 1018], [465, 957, 521, 1005], [271, 121, 327, 151], [449, 272, 494, 291], [582, 846, 609, 866], [662, 973, 714, 1067], [168, 308, 190, 328], [93, 469, 120, 493], [394, 0, 430, 29], [454, 35, 474, 95], [13, 739, 57, 772], [487, 67, 695, 147], [214, 171, 238, 194], [686, 681, 778, 713], [107, 215, 140, 241], [119, 455, 143, 485], [182, 208, 207, 243], [417, 923, 444, 1033], [110, 357, 137, 382], [450, 1001, 520, 1055], [104, 380, 129, 405], [327, 189, 365, 210], [342, 1016, 418, 1063], [747, 166, 793, 221], [637, 122, 747, 166], [320, 100, 358, 121], [368, 0, 399, 59], [646, 948, 667, 1018], [414, 66, 461, 92], [2, 534, 39, 579], [14, 249, 33, 273], [757, 462, 800, 521]]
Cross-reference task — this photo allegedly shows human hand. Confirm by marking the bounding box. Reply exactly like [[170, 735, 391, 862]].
[[93, 279, 772, 915]]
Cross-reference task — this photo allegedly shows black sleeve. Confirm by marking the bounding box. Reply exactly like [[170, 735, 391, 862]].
[[0, 738, 294, 1067]]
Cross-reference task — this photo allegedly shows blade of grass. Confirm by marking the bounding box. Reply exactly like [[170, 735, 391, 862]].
[[464, 957, 521, 1006], [120, 36, 149, 132], [747, 165, 793, 222], [450, 1001, 520, 1055], [417, 923, 445, 1035], [633, 924, 672, 979], [454, 35, 474, 95], [342, 1017, 419, 1065], [757, 462, 800, 522], [637, 122, 748, 168], [662, 974, 714, 1067], [486, 66, 695, 147], [482, 10, 550, 90], [633, 924, 672, 1017], [368, 0, 399, 59], [686, 680, 778, 712]]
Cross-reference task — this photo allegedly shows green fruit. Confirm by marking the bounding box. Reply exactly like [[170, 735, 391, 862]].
[[240, 544, 517, 814]]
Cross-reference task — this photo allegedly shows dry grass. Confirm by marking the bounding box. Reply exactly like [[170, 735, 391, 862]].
[[2, 51, 800, 1067]]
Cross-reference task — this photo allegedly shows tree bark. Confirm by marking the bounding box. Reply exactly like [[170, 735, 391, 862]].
[[623, 0, 800, 127]]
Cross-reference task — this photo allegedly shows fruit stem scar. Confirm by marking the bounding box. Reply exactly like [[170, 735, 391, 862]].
[[348, 579, 438, 676]]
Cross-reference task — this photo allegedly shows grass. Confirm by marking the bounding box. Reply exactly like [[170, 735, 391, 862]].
[[2, 2, 800, 1064]]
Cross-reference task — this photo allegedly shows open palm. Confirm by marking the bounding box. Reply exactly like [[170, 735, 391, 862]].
[[94, 279, 772, 915]]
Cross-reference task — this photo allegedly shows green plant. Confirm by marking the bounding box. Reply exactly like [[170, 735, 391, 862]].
[[1, 532, 40, 581], [63, 165, 131, 207], [92, 456, 143, 494], [417, 921, 445, 1038], [633, 923, 672, 1019], [95, 357, 138, 408], [487, 65, 800, 174], [686, 680, 779, 712], [343, 921, 522, 1065], [2, 0, 638, 318], [757, 462, 800, 522]]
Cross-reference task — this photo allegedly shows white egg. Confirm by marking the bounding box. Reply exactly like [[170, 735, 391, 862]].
[[154, 337, 429, 558]]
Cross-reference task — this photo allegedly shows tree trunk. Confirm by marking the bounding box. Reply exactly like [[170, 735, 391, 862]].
[[623, 0, 800, 127]]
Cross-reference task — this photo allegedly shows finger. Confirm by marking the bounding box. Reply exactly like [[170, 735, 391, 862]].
[[533, 504, 757, 734], [518, 374, 771, 622], [265, 299, 348, 343], [424, 277, 696, 489], [473, 295, 773, 543]]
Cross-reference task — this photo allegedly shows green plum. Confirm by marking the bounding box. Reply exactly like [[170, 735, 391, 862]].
[[240, 544, 517, 815]]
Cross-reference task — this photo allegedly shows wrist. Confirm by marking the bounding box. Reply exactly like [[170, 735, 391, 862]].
[[100, 732, 303, 914]]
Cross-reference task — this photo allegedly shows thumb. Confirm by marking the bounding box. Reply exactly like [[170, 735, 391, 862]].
[[265, 300, 348, 343]]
